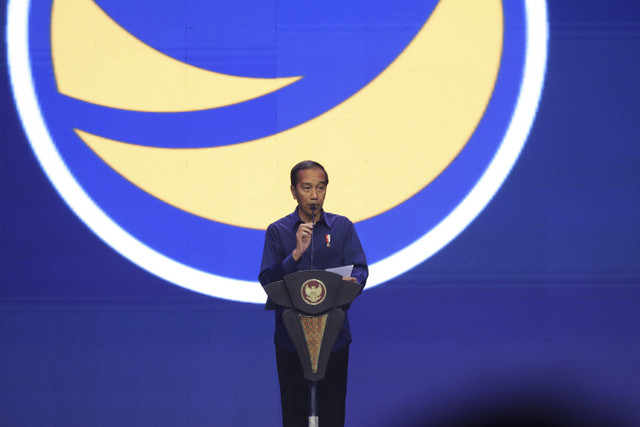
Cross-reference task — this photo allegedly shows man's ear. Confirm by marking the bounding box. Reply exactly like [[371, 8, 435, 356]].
[[290, 185, 296, 200]]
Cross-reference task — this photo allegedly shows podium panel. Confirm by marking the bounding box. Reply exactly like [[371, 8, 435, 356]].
[[264, 270, 362, 380]]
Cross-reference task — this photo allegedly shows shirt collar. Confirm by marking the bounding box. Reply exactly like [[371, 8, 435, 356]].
[[291, 208, 332, 229]]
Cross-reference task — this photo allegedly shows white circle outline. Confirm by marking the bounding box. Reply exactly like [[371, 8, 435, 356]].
[[6, 0, 547, 304]]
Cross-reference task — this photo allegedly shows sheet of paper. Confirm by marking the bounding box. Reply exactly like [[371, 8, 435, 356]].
[[325, 264, 353, 278]]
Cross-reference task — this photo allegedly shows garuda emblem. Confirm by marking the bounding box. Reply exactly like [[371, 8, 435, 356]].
[[301, 279, 327, 306]]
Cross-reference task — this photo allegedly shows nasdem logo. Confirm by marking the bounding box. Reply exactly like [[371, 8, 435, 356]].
[[7, 0, 547, 303]]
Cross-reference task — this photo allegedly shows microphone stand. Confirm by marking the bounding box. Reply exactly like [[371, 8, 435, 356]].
[[308, 204, 318, 427], [310, 205, 316, 270]]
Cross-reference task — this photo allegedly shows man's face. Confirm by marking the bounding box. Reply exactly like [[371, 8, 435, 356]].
[[290, 167, 327, 221]]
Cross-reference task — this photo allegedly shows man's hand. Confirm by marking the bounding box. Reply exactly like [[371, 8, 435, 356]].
[[342, 276, 357, 283], [292, 223, 313, 261]]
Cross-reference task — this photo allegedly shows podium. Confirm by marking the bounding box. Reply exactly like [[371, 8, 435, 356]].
[[264, 270, 363, 425]]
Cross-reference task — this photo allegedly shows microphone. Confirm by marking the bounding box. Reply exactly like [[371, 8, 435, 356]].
[[310, 204, 316, 269]]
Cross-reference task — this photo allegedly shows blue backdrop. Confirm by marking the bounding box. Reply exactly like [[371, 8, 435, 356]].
[[1, 1, 639, 426]]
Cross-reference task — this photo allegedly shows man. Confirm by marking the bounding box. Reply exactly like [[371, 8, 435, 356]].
[[259, 160, 368, 427]]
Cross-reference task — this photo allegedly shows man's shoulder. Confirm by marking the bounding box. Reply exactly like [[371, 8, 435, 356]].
[[267, 211, 298, 230], [324, 212, 354, 227]]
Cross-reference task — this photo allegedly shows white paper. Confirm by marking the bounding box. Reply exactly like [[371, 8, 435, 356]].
[[325, 264, 353, 278]]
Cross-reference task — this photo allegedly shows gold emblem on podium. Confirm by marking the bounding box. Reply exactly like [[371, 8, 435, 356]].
[[301, 279, 326, 305]]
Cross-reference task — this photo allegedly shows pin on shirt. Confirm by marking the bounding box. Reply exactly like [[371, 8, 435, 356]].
[[326, 234, 331, 247]]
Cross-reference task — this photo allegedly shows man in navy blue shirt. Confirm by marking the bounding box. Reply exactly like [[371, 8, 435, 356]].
[[259, 160, 368, 427]]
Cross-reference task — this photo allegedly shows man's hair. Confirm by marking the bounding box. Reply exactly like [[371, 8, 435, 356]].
[[290, 160, 329, 187]]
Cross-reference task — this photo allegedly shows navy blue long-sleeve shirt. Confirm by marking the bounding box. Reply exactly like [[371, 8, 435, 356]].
[[259, 209, 368, 351]]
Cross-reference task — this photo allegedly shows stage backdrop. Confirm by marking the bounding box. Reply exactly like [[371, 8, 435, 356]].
[[2, 0, 639, 425]]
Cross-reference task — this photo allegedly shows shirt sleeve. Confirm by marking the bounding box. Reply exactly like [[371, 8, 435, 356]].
[[258, 224, 300, 286], [343, 220, 369, 286]]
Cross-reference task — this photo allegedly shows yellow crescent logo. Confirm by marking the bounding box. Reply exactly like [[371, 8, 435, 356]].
[[52, 0, 302, 111], [9, 0, 548, 302], [53, 0, 503, 230]]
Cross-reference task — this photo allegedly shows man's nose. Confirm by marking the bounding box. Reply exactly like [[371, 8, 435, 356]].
[[310, 189, 318, 199]]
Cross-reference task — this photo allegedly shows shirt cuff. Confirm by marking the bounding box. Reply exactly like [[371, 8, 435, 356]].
[[282, 252, 300, 276]]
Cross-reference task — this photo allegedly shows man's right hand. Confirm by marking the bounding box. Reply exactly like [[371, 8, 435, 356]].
[[292, 222, 313, 261]]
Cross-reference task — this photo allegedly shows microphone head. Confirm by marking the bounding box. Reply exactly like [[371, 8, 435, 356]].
[[310, 204, 317, 212]]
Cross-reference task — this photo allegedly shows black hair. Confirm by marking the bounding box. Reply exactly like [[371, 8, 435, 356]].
[[290, 160, 329, 187]]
